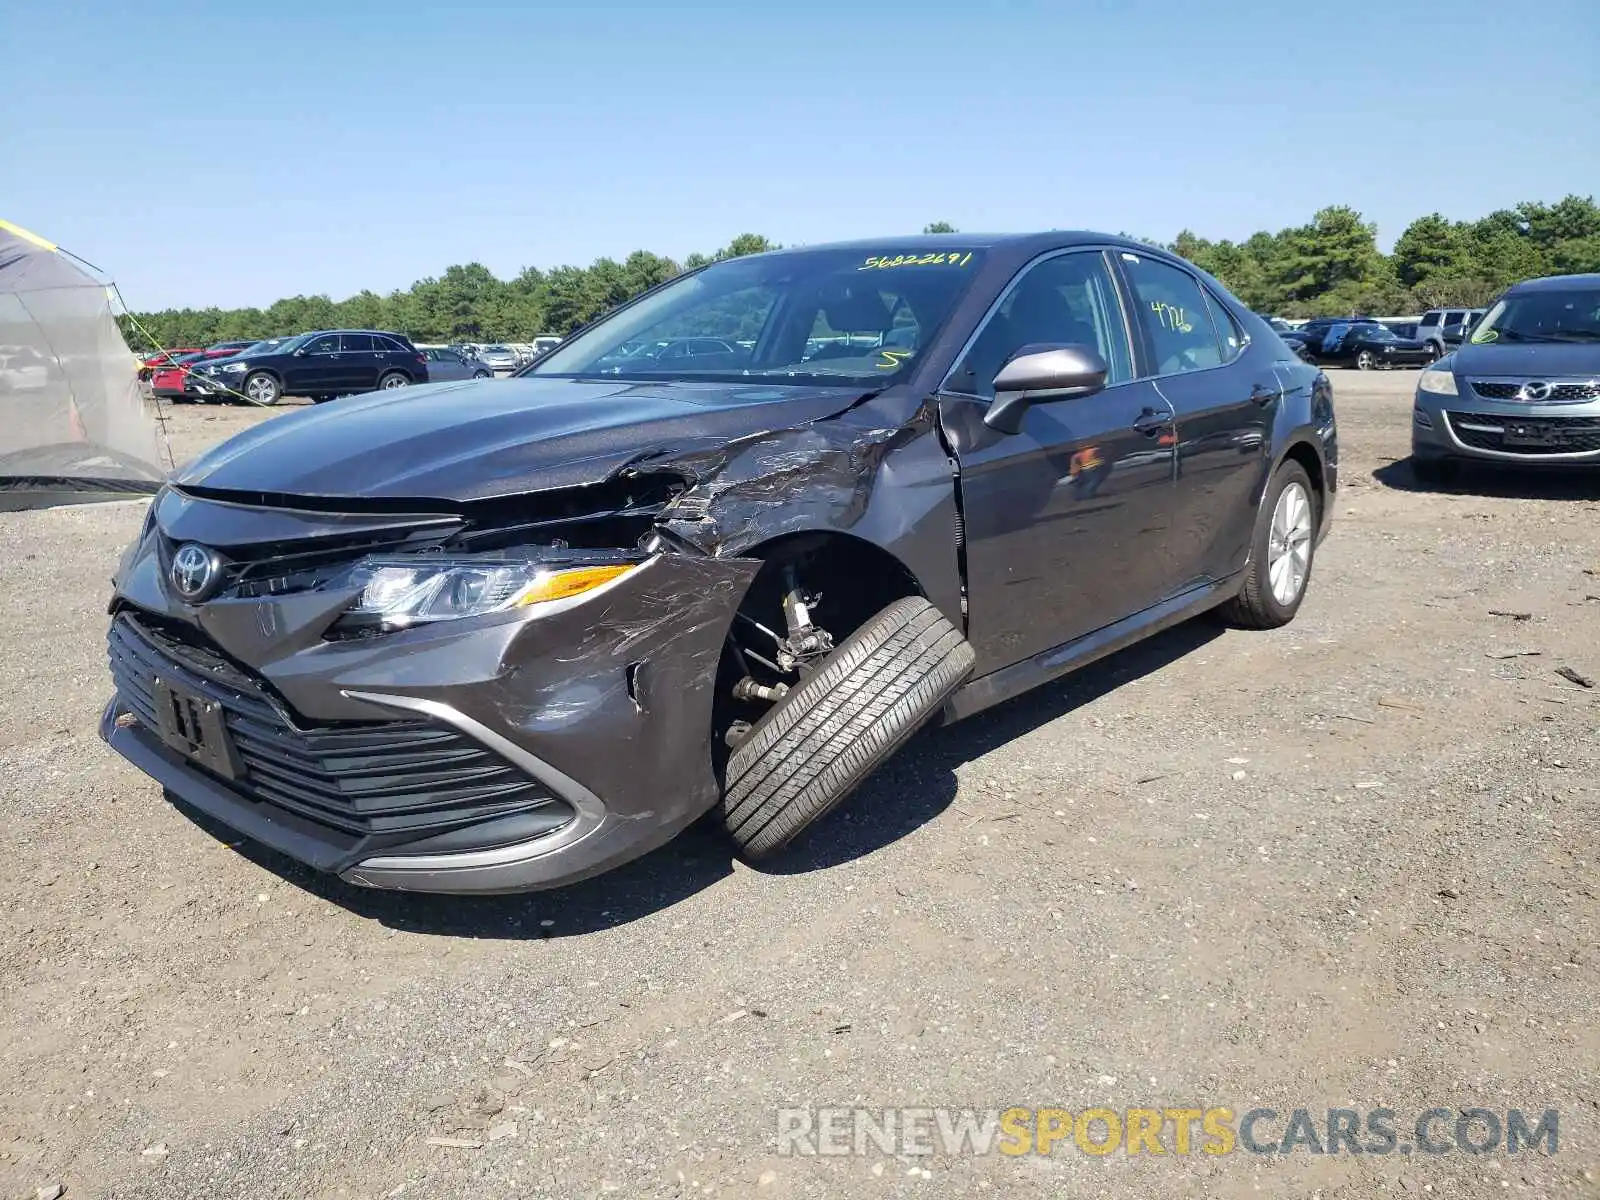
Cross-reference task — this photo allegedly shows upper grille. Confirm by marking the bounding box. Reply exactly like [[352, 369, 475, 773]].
[[1469, 380, 1600, 402], [108, 614, 571, 846], [1446, 411, 1600, 456]]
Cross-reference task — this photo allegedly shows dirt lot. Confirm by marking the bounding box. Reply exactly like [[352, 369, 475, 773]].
[[2, 374, 1597, 1200]]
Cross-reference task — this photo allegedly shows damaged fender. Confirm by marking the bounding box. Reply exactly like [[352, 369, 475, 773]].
[[647, 399, 966, 629]]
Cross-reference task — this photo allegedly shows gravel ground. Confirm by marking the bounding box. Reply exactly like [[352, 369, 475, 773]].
[[2, 375, 1597, 1200]]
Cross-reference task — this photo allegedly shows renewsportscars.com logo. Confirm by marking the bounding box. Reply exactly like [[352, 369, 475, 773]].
[[777, 1106, 1561, 1158]]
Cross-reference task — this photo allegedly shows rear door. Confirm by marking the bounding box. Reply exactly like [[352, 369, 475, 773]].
[[338, 333, 381, 391], [937, 247, 1178, 674], [1113, 251, 1273, 589]]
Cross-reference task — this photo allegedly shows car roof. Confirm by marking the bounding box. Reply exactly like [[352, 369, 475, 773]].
[[1505, 273, 1600, 294], [300, 329, 411, 337], [737, 231, 1170, 260]]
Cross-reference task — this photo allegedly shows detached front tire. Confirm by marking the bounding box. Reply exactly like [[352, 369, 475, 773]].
[[1220, 460, 1317, 630], [721, 596, 975, 860]]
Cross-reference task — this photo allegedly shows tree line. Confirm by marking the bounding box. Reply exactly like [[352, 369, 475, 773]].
[[120, 200, 1600, 350]]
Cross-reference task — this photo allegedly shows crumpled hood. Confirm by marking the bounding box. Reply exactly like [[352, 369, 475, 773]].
[[172, 377, 875, 502], [1451, 340, 1600, 377]]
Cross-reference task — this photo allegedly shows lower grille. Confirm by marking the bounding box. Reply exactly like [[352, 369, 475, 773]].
[[1446, 411, 1600, 456], [1469, 380, 1600, 402], [108, 614, 573, 846]]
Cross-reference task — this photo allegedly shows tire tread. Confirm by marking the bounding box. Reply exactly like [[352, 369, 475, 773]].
[[722, 597, 975, 859]]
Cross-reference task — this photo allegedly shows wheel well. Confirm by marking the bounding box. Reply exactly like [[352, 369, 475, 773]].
[[1282, 441, 1325, 515], [710, 532, 925, 774], [379, 368, 411, 381], [739, 532, 924, 641]]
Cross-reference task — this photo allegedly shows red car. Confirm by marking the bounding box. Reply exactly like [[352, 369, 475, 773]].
[[137, 347, 201, 382], [148, 341, 257, 401]]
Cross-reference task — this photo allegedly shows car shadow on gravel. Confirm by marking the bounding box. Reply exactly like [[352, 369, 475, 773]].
[[173, 617, 1222, 937], [753, 614, 1224, 877], [1373, 459, 1600, 500]]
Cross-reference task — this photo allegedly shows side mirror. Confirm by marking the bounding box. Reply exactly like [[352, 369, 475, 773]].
[[293, 347, 308, 356], [984, 343, 1108, 435]]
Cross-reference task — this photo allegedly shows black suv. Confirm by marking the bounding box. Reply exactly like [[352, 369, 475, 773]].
[[187, 330, 429, 405], [104, 234, 1335, 894]]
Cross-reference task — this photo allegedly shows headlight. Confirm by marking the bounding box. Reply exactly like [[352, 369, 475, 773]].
[[1417, 367, 1457, 396], [219, 361, 248, 372], [330, 555, 641, 633]]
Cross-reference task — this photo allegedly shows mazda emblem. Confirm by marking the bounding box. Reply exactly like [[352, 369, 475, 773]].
[[1520, 380, 1552, 401], [170, 543, 223, 602]]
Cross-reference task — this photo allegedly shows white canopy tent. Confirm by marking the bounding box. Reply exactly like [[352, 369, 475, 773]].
[[0, 218, 168, 510]]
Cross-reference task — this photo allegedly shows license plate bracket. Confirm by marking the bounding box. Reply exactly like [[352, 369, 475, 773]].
[[151, 675, 245, 780], [1504, 423, 1558, 448]]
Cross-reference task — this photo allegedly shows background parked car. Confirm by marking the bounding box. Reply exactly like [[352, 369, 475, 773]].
[[477, 344, 521, 374], [137, 347, 201, 382], [1440, 314, 1485, 350], [1416, 307, 1486, 358], [1411, 273, 1600, 483], [1307, 320, 1434, 369], [421, 346, 493, 381], [187, 329, 428, 405]]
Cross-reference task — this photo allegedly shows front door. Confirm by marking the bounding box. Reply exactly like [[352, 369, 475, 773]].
[[286, 332, 344, 393], [937, 248, 1178, 676], [1113, 251, 1274, 588]]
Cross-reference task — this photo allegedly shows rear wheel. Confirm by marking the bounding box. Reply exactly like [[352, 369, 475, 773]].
[[243, 371, 281, 406], [1219, 460, 1317, 630], [721, 596, 974, 860], [378, 371, 409, 390], [473, 369, 491, 379]]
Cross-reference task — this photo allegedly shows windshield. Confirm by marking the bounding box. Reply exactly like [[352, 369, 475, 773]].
[[1471, 289, 1600, 344], [264, 333, 312, 355], [238, 338, 284, 356], [526, 247, 986, 386]]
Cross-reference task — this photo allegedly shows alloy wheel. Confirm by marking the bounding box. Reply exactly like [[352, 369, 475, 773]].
[[1267, 482, 1313, 607]]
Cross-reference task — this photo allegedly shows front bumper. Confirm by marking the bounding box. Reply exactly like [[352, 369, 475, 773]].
[[1413, 389, 1600, 467], [185, 373, 233, 398], [101, 545, 758, 893]]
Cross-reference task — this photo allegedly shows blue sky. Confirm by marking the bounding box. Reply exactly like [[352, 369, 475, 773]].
[[5, 0, 1597, 310]]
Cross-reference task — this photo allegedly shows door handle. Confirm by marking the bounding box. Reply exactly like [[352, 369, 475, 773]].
[[1250, 385, 1282, 407], [1132, 407, 1171, 436]]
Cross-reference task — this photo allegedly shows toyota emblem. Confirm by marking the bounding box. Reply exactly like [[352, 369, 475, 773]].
[[170, 543, 223, 602], [1520, 381, 1552, 401]]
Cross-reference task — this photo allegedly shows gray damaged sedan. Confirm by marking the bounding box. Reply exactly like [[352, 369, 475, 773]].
[[102, 234, 1337, 894]]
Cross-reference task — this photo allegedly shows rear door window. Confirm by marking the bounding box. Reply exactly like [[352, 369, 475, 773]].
[[1119, 253, 1224, 375], [340, 333, 377, 353]]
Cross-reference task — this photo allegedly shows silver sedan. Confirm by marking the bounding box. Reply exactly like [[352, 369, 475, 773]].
[[477, 344, 521, 375]]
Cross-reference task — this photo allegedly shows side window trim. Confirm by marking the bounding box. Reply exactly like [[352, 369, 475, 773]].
[[1110, 252, 1235, 382], [937, 245, 1138, 401], [1202, 287, 1250, 364]]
